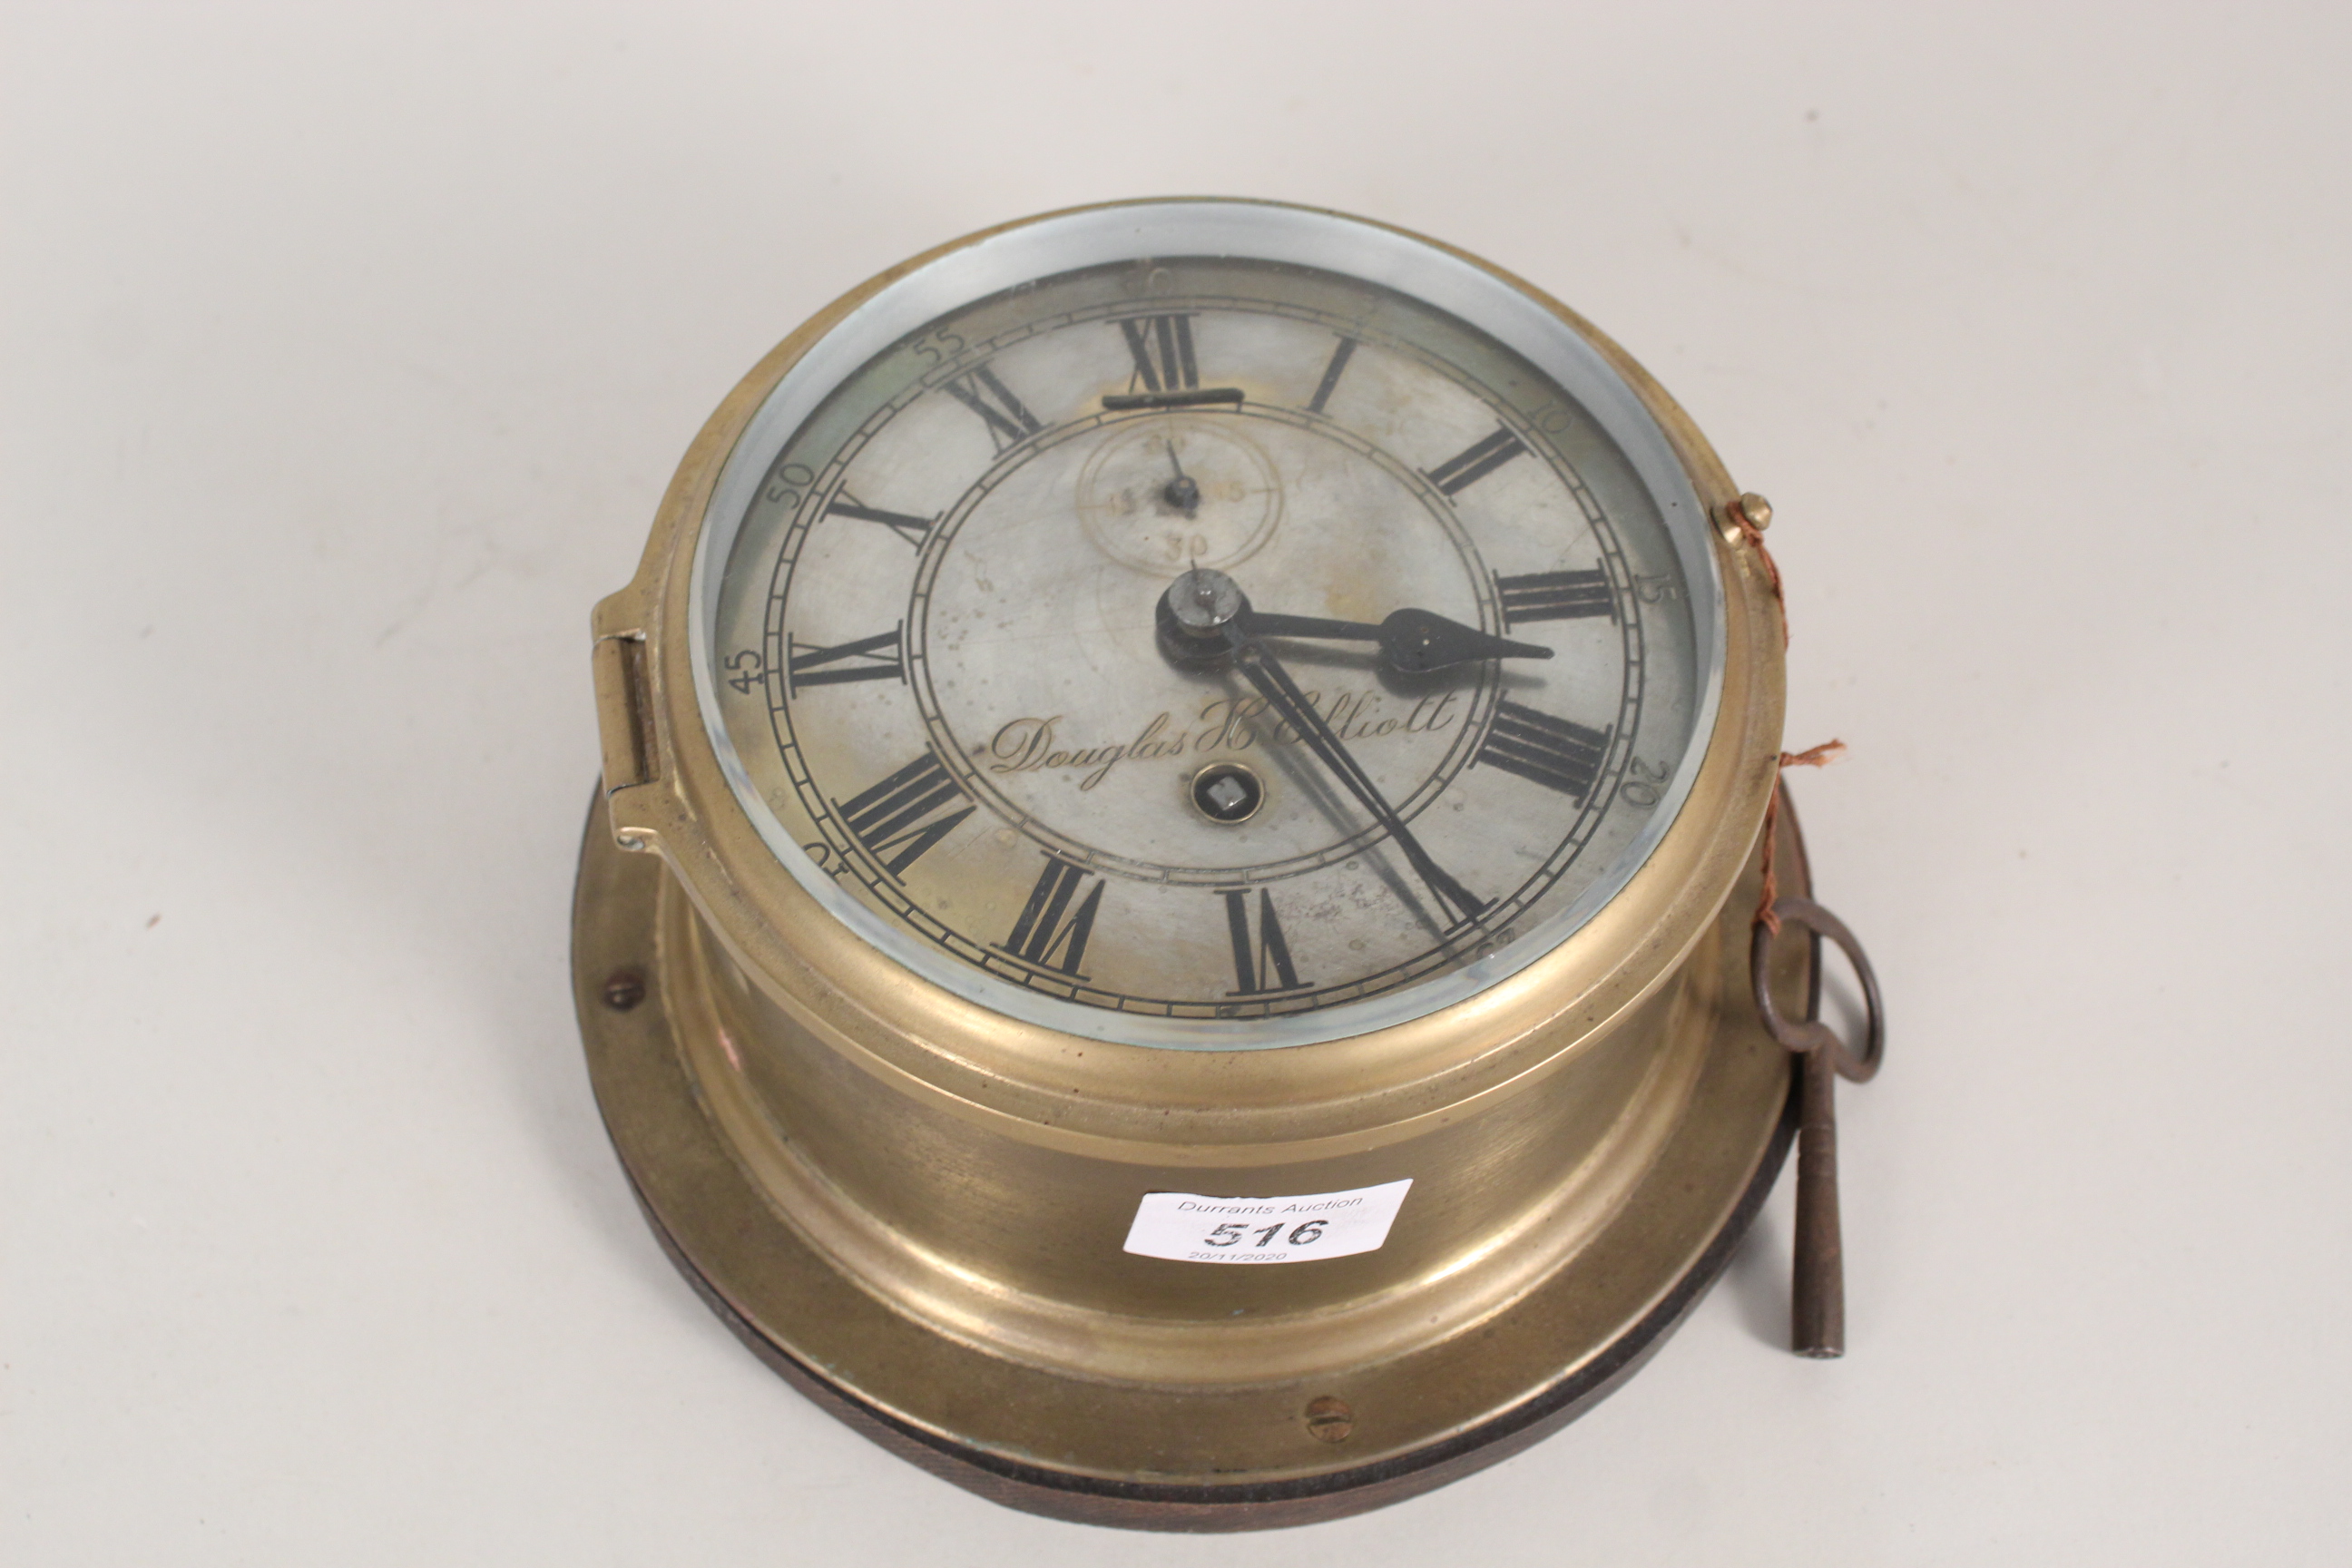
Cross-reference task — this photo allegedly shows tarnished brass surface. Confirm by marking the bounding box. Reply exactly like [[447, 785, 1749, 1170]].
[[573, 788, 1812, 1524], [573, 200, 1798, 1525]]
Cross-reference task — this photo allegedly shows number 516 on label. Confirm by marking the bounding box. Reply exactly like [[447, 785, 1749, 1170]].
[[1122, 1180, 1413, 1265]]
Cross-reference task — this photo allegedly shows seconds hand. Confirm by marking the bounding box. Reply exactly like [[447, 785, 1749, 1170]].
[[1162, 438, 1200, 514]]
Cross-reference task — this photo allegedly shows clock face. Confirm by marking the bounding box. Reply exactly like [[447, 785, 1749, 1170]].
[[695, 204, 1722, 1049]]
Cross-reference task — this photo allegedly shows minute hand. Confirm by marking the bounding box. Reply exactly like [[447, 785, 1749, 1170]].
[[1222, 624, 1488, 925], [1238, 606, 1553, 674]]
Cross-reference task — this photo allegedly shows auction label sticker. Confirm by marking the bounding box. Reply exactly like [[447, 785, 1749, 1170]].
[[1122, 1180, 1413, 1264]]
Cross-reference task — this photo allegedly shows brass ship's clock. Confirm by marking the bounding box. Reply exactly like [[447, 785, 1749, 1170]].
[[573, 198, 1881, 1529]]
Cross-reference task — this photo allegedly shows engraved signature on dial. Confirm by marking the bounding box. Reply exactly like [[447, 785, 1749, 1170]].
[[982, 690, 1466, 794]]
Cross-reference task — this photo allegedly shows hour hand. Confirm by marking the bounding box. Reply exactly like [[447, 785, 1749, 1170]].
[[1239, 606, 1554, 674]]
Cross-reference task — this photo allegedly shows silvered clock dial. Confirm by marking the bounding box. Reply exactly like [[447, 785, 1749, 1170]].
[[702, 244, 1715, 1047]]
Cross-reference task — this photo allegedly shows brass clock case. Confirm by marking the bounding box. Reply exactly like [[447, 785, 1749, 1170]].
[[576, 201, 1800, 1528]]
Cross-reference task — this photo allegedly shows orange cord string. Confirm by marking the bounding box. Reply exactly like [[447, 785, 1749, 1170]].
[[1729, 494, 1844, 933], [1756, 740, 1846, 933], [1731, 501, 1789, 650]]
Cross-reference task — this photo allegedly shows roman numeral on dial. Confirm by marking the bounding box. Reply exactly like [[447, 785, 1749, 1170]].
[[788, 627, 903, 692], [1306, 336, 1357, 415], [1102, 316, 1241, 410], [999, 856, 1106, 978], [827, 495, 936, 549], [1222, 887, 1308, 995], [1426, 426, 1527, 495], [835, 750, 975, 877], [944, 364, 1041, 452], [1476, 701, 1612, 801], [1119, 314, 1198, 392], [1495, 568, 1616, 626]]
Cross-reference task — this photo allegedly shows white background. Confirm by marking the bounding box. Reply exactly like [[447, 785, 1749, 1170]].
[[5, 3, 2346, 1562]]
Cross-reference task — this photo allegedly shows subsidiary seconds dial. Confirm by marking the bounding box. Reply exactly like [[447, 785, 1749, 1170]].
[[703, 251, 1712, 1048]]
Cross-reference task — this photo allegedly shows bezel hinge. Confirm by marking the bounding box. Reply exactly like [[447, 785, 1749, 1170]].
[[591, 633, 657, 798], [590, 586, 659, 801]]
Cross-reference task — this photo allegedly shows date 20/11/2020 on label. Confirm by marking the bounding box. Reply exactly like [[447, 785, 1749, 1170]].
[[1122, 1180, 1414, 1265]]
